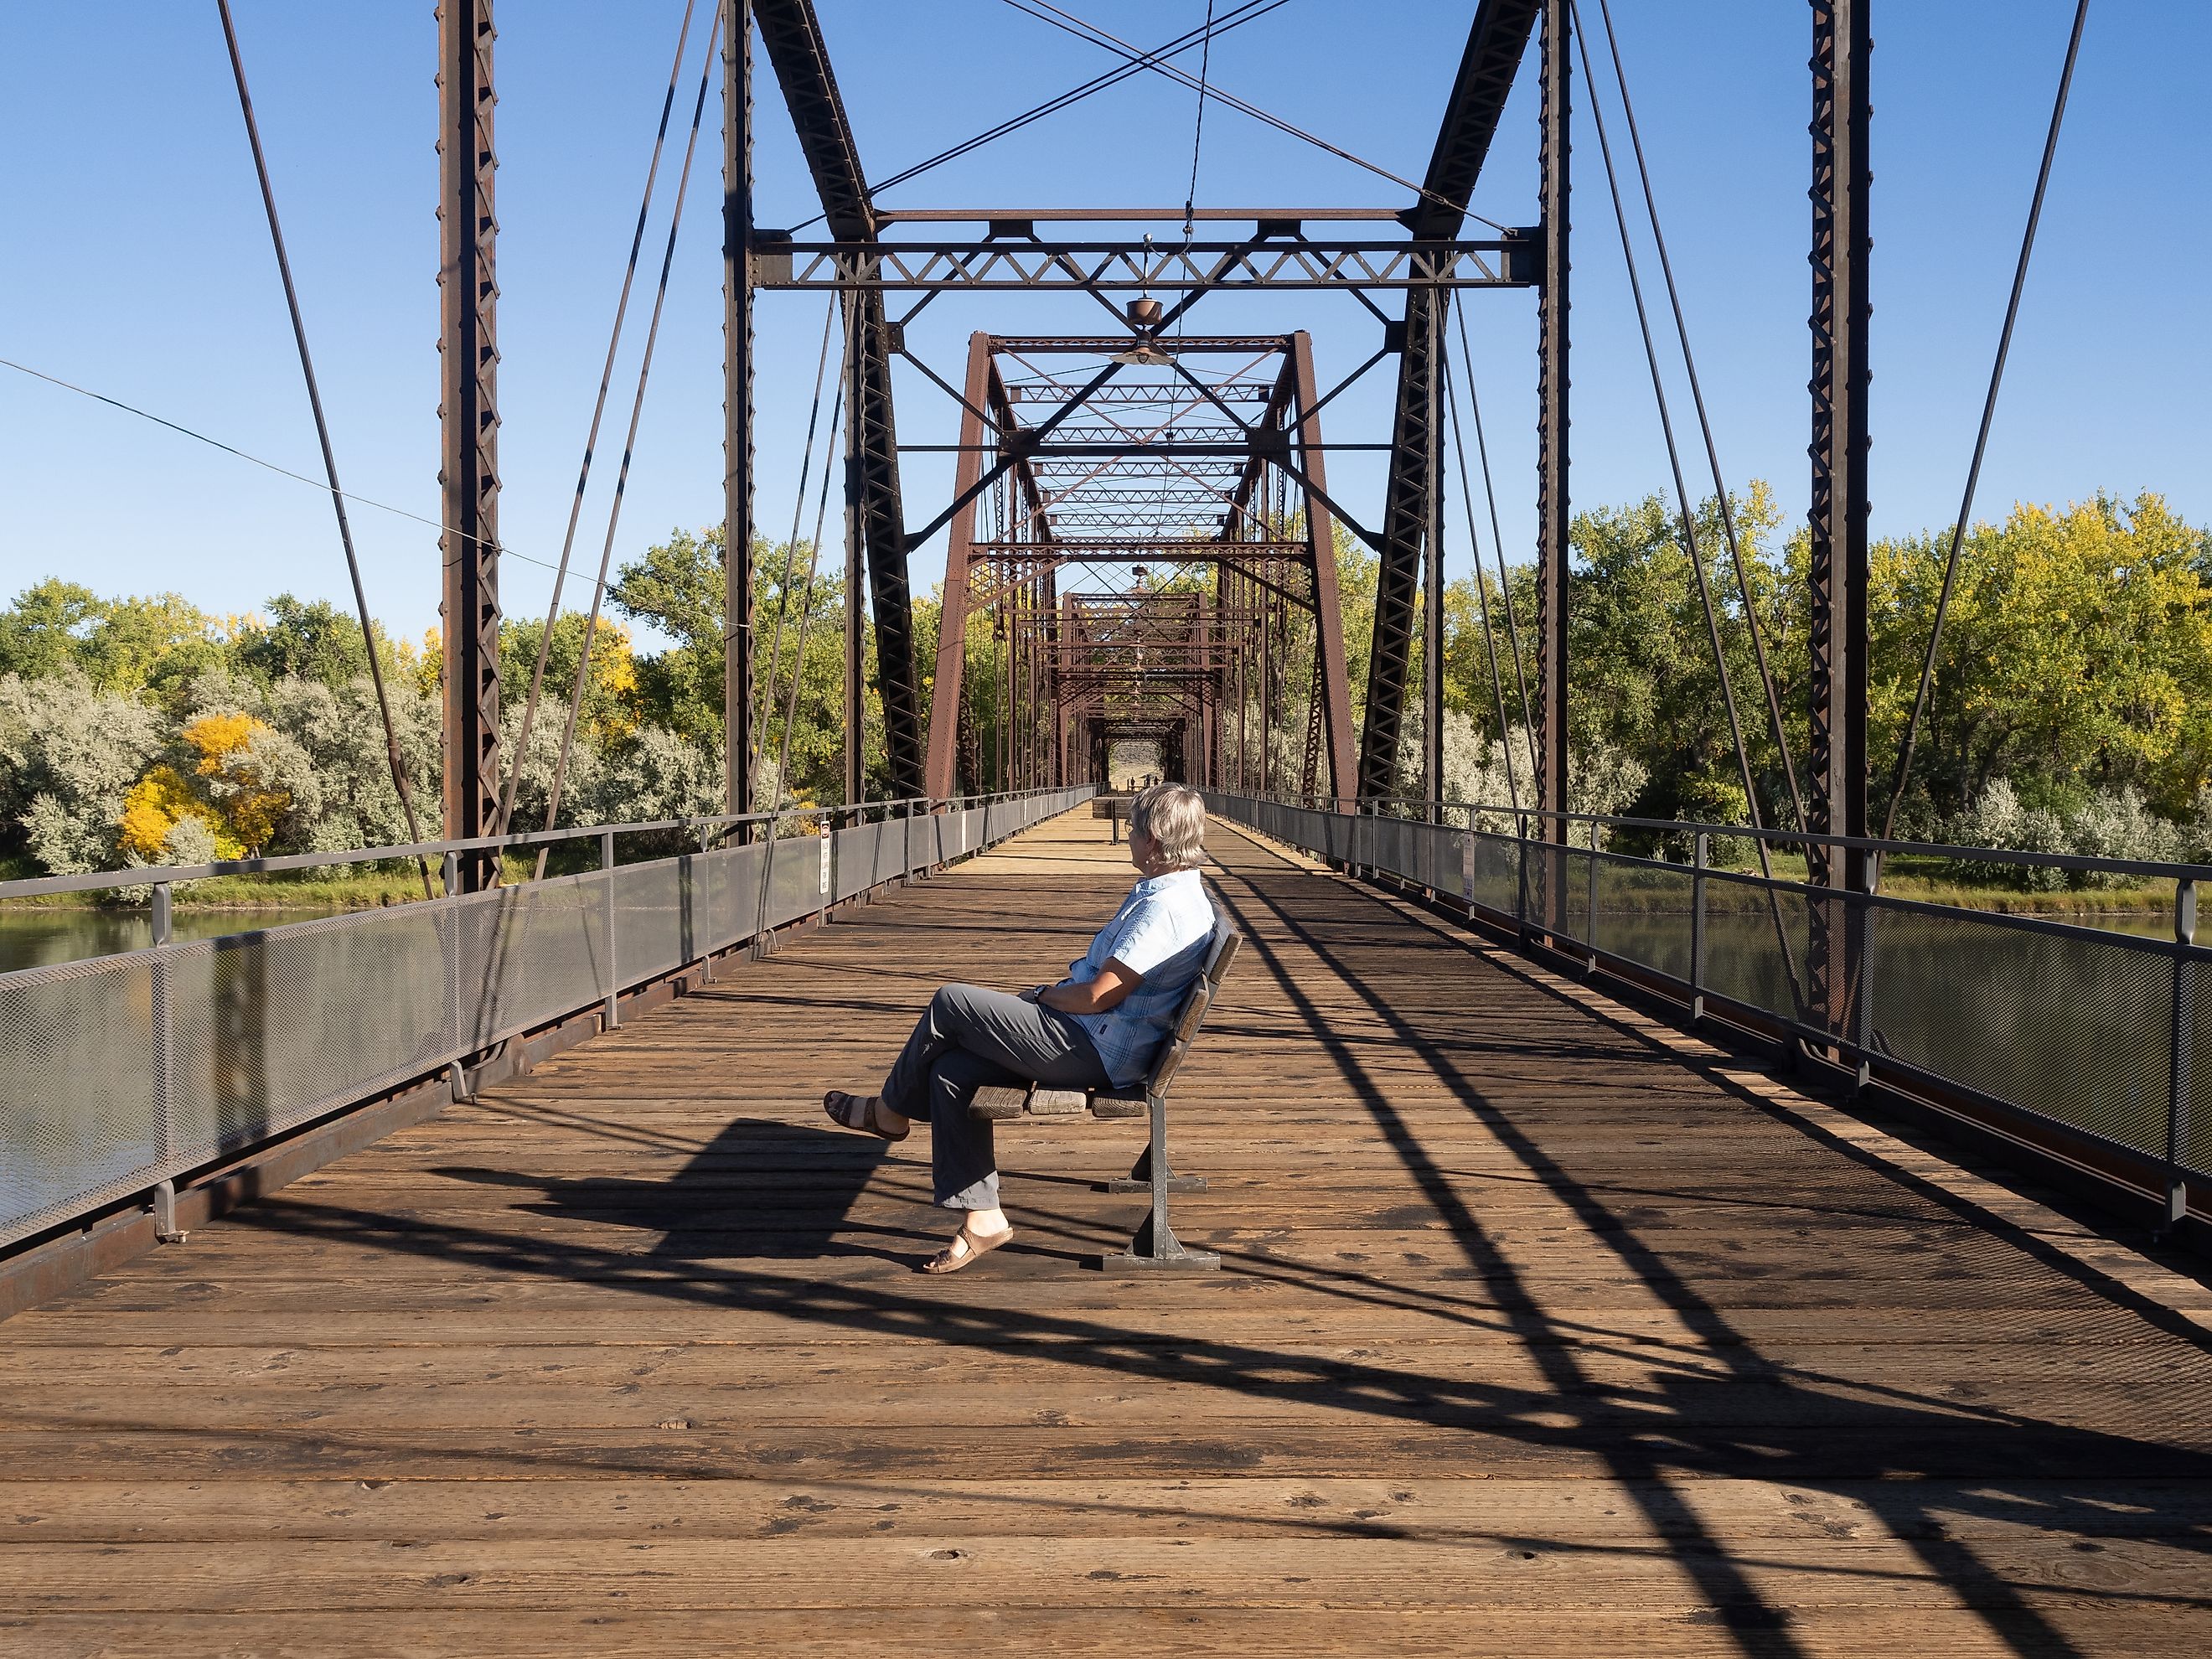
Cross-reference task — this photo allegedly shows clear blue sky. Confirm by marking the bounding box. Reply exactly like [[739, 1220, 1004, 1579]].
[[3, 2, 2204, 651]]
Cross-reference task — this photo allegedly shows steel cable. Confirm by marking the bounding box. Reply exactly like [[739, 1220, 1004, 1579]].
[[1003, 0, 1513, 233], [214, 0, 432, 897], [1450, 308, 1538, 787], [537, 5, 721, 872], [752, 297, 841, 778], [1587, 0, 1807, 836], [1439, 346, 1520, 815], [1571, 6, 1808, 1011], [1181, 0, 1218, 240], [1882, 0, 2091, 840], [498, 0, 700, 840], [789, 0, 1288, 224]]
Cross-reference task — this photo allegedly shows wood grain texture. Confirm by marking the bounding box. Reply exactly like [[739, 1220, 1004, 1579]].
[[4, 810, 2211, 1656]]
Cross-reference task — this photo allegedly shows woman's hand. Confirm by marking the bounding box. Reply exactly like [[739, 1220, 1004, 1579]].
[[1037, 960, 1141, 1016]]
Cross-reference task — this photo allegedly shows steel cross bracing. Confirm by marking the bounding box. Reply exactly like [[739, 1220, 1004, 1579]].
[[919, 333, 1353, 801]]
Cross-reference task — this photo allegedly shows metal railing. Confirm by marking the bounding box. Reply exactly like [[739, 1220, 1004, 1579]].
[[1207, 791, 2208, 1233], [0, 785, 1094, 1250]]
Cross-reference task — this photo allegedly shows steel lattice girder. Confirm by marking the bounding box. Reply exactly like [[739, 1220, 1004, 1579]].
[[1806, 0, 1873, 1023], [436, 0, 501, 886], [753, 240, 1532, 292], [752, 0, 923, 796], [1358, 0, 1543, 804]]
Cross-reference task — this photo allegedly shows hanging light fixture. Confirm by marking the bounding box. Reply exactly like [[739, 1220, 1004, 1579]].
[[1112, 244, 1172, 366]]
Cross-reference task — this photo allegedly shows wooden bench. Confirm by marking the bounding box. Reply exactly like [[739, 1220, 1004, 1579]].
[[970, 912, 1241, 1270]]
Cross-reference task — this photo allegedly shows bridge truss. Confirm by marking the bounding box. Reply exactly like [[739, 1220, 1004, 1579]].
[[429, 0, 1878, 1016]]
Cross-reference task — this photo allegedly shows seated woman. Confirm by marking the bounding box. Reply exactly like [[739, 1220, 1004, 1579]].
[[824, 783, 1217, 1274]]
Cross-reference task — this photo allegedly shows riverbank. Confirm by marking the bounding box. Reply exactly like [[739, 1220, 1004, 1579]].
[[0, 853, 550, 911]]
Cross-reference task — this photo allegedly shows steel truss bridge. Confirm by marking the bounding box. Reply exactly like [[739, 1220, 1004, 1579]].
[[3, 3, 2209, 1651]]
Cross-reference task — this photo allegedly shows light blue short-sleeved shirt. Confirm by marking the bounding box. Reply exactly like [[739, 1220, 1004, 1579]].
[[1065, 867, 1217, 1089]]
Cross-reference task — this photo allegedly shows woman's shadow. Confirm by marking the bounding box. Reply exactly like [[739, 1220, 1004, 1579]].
[[432, 1116, 929, 1265]]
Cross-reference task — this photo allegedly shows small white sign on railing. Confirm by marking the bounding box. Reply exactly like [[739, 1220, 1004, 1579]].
[[819, 832, 832, 895]]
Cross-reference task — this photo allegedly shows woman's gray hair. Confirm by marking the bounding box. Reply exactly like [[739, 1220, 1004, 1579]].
[[1131, 783, 1207, 870]]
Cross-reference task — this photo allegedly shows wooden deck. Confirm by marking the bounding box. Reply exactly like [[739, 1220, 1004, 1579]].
[[6, 809, 2212, 1656]]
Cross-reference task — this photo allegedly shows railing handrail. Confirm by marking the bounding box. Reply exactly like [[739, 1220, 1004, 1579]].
[[0, 786, 1077, 902], [1225, 790, 2212, 886]]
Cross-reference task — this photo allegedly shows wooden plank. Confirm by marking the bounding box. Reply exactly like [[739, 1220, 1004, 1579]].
[[4, 809, 2210, 1654]]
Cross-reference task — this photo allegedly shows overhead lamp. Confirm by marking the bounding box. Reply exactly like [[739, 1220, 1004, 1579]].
[[1111, 296, 1173, 368]]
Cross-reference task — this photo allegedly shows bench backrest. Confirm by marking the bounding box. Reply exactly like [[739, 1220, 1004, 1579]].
[[1142, 909, 1241, 1100]]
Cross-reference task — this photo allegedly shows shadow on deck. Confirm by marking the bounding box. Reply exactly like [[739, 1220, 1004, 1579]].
[[3, 811, 2211, 1656]]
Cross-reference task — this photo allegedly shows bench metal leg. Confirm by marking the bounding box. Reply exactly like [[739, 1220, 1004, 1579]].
[[1103, 1142, 1206, 1195], [1102, 1093, 1217, 1272]]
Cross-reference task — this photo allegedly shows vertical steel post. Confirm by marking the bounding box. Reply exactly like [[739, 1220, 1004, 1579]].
[[1691, 831, 1708, 1023], [149, 881, 182, 1243], [1423, 287, 1448, 821], [923, 334, 993, 799], [601, 829, 619, 1031], [1808, 0, 1873, 1028], [1534, 0, 1572, 932], [844, 308, 866, 809], [1854, 845, 1877, 1090], [442, 851, 464, 1098], [723, 0, 756, 820], [437, 0, 501, 891], [2168, 878, 2197, 1233]]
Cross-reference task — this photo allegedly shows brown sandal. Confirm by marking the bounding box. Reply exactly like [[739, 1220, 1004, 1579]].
[[922, 1222, 1014, 1274], [824, 1091, 908, 1142]]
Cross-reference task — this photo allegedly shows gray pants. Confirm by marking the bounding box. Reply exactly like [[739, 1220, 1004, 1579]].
[[879, 983, 1111, 1210]]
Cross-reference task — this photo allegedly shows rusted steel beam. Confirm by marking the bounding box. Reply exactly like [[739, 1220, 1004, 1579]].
[[1291, 333, 1357, 802], [1361, 0, 1543, 804], [754, 240, 1524, 292], [1807, 0, 1873, 1023], [752, 0, 921, 797], [924, 334, 995, 800], [1534, 0, 1571, 863], [723, 0, 754, 819], [437, 0, 500, 886], [1406, 0, 1544, 239]]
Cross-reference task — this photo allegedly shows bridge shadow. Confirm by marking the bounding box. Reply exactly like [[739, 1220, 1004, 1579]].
[[432, 1116, 919, 1266], [200, 838, 2212, 1659]]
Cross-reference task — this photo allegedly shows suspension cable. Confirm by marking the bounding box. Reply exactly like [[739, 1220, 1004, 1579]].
[[538, 5, 719, 866], [1003, 0, 1513, 234], [1439, 347, 1520, 814], [1573, 7, 1807, 1010], [791, 0, 1287, 225], [1573, 15, 1769, 852], [1588, 0, 1806, 836], [1181, 0, 1218, 241], [751, 297, 841, 776], [1882, 0, 2090, 839], [497, 0, 700, 838], [214, 0, 432, 897], [1450, 308, 1537, 783]]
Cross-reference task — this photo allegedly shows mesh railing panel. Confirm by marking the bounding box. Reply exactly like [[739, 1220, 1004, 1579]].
[[764, 835, 828, 928], [0, 791, 1092, 1248], [1, 950, 163, 1247], [612, 856, 689, 985], [835, 820, 891, 902], [1698, 873, 1814, 1026], [454, 876, 611, 1049], [699, 841, 766, 952], [1867, 902, 2175, 1158], [1465, 830, 1523, 922], [1589, 855, 1697, 985], [1207, 791, 2212, 1186]]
